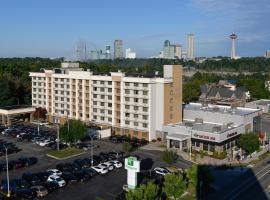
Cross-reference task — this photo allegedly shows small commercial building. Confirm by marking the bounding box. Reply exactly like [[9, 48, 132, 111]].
[[163, 103, 261, 153], [0, 105, 36, 126]]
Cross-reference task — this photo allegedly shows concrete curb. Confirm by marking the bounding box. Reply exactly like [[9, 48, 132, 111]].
[[46, 151, 86, 160]]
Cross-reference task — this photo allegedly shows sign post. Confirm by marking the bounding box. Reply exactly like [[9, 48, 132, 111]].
[[125, 156, 140, 189]]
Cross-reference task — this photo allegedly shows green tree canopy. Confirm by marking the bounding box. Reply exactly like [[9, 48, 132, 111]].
[[163, 173, 186, 200], [60, 119, 87, 144], [125, 181, 159, 200], [122, 142, 132, 154], [161, 150, 178, 165], [238, 133, 260, 154]]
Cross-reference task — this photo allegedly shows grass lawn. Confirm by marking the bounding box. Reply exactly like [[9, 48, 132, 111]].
[[47, 147, 84, 159]]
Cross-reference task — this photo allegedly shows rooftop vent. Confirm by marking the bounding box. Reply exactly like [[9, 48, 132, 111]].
[[212, 126, 221, 132], [195, 118, 203, 124]]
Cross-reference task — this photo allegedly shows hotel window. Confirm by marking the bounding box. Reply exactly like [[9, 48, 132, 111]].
[[100, 81, 104, 85], [134, 114, 138, 118], [93, 115, 97, 119], [125, 105, 130, 109], [170, 114, 173, 119], [101, 95, 105, 99], [143, 99, 148, 104], [55, 78, 58, 81], [142, 132, 147, 138], [203, 143, 208, 151], [134, 122, 138, 126], [108, 110, 112, 115], [134, 98, 138, 103], [108, 81, 112, 85], [93, 80, 97, 84], [170, 90, 173, 95], [108, 96, 112, 100], [125, 113, 130, 117], [134, 106, 139, 111], [108, 103, 112, 107], [93, 101, 97, 105], [108, 118, 112, 122], [143, 123, 148, 128], [55, 97, 58, 100], [101, 116, 105, 120], [170, 106, 173, 111], [143, 107, 148, 112], [100, 109, 105, 113], [93, 94, 97, 98], [134, 90, 139, 95], [125, 120, 130, 125], [125, 89, 130, 94], [125, 97, 130, 102], [94, 87, 97, 91], [143, 115, 148, 120], [143, 91, 148, 95], [134, 83, 138, 87], [170, 98, 173, 103], [93, 108, 97, 112], [100, 88, 105, 92], [108, 88, 112, 92], [125, 82, 130, 86], [101, 102, 105, 106], [143, 83, 147, 87], [116, 96, 120, 101], [133, 131, 138, 136]]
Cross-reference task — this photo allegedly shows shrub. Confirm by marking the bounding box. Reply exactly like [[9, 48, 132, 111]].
[[162, 149, 178, 165]]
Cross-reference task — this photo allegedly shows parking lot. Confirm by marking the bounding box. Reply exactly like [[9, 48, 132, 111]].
[[0, 123, 192, 200]]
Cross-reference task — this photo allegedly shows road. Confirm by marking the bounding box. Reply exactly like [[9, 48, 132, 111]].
[[207, 158, 270, 200]]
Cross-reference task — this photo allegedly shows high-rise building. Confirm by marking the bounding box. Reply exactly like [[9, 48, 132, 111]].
[[163, 40, 175, 59], [125, 48, 136, 59], [187, 34, 194, 60], [30, 63, 183, 141], [105, 45, 111, 59], [230, 33, 237, 59], [265, 50, 270, 58], [175, 44, 182, 59], [114, 40, 123, 59]]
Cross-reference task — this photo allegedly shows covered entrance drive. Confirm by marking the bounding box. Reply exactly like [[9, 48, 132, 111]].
[[0, 106, 36, 126], [166, 133, 190, 151]]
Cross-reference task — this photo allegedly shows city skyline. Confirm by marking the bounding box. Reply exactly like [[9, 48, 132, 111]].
[[0, 0, 269, 58]]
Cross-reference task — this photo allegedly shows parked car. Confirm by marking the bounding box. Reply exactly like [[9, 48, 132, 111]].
[[47, 175, 66, 187], [91, 166, 108, 175], [31, 185, 48, 197], [47, 169, 62, 176], [61, 172, 78, 184], [100, 162, 114, 171], [42, 182, 59, 193], [12, 188, 36, 199], [22, 173, 42, 186], [153, 167, 171, 176], [109, 160, 123, 169]]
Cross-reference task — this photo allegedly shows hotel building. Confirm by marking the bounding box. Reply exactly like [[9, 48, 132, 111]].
[[30, 63, 183, 141]]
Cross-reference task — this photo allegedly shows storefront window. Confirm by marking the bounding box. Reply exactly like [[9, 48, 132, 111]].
[[196, 142, 200, 147], [209, 145, 215, 152], [203, 143, 208, 151], [170, 140, 180, 148], [192, 141, 195, 146], [182, 140, 187, 148]]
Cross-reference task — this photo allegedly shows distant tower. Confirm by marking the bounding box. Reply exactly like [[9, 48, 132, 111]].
[[105, 45, 111, 59], [187, 34, 194, 60], [114, 40, 123, 59], [230, 33, 237, 59]]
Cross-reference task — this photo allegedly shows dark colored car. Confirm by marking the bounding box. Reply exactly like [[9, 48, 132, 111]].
[[12, 188, 36, 199], [18, 157, 38, 167], [35, 172, 50, 183], [73, 171, 90, 182], [13, 179, 31, 189], [22, 173, 42, 186], [61, 172, 78, 184], [42, 182, 59, 193]]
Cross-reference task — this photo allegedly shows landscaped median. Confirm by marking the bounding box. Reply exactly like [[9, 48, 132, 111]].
[[47, 147, 85, 160]]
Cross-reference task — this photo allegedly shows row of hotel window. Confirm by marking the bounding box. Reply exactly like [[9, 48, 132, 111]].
[[33, 77, 149, 87]]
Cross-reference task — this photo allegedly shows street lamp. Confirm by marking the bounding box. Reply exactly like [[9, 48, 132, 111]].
[[54, 114, 60, 151], [37, 109, 40, 135], [90, 136, 94, 167], [4, 146, 10, 197]]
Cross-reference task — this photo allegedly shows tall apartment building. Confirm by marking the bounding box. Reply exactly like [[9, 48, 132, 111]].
[[30, 63, 183, 141], [187, 34, 194, 60], [114, 40, 123, 59], [163, 40, 182, 59], [266, 50, 270, 58]]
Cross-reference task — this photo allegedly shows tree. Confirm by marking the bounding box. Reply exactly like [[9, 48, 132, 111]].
[[33, 107, 47, 120], [122, 142, 132, 154], [60, 119, 87, 144], [163, 174, 186, 200], [161, 150, 178, 165], [238, 133, 260, 154], [125, 181, 159, 200]]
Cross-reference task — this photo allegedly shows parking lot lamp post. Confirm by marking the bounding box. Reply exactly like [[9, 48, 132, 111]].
[[91, 136, 94, 167], [4, 146, 10, 197], [37, 109, 40, 135], [54, 114, 60, 151]]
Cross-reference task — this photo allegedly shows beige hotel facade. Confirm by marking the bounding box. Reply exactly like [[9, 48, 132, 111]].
[[29, 63, 182, 141]]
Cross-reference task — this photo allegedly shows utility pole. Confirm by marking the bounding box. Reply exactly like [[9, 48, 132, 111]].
[[4, 146, 10, 197]]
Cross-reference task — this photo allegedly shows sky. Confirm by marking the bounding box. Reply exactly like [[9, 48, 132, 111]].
[[0, 0, 269, 58]]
